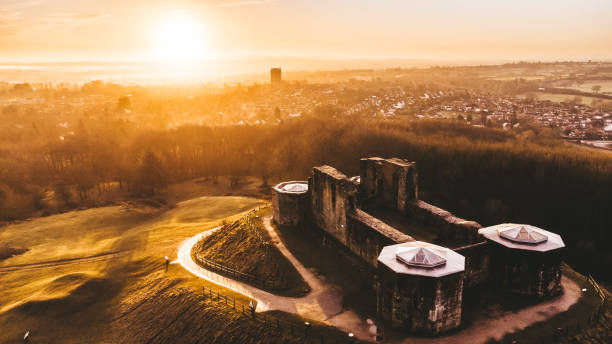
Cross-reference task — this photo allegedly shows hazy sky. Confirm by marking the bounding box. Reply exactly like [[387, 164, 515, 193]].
[[1, 0, 611, 62]]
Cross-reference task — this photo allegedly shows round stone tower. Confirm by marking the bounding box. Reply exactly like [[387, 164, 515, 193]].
[[272, 181, 309, 226], [376, 241, 465, 334]]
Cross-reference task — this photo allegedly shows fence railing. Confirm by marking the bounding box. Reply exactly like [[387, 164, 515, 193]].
[[549, 273, 611, 342], [194, 252, 286, 291], [193, 205, 287, 292], [201, 285, 360, 344], [244, 206, 271, 247], [587, 274, 610, 320], [587, 274, 608, 304]]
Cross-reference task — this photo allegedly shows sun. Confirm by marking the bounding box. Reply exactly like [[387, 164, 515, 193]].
[[151, 12, 208, 62]]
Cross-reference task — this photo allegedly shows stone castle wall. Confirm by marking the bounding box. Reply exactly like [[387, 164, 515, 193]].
[[489, 247, 564, 298], [360, 157, 481, 246], [346, 209, 413, 267], [360, 157, 418, 213], [454, 241, 491, 288], [377, 265, 464, 334], [308, 166, 358, 245], [308, 166, 412, 267], [406, 201, 483, 245]]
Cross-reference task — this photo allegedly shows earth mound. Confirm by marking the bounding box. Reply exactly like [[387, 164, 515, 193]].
[[192, 207, 309, 297]]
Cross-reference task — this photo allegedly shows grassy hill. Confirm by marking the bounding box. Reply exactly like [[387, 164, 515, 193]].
[[192, 207, 309, 297], [0, 195, 354, 343]]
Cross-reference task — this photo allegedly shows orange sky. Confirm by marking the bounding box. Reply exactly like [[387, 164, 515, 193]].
[[1, 0, 611, 62]]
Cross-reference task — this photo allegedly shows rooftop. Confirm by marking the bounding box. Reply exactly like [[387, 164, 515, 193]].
[[479, 223, 565, 252], [499, 225, 548, 244], [274, 181, 309, 194], [396, 247, 447, 268], [378, 241, 465, 278]]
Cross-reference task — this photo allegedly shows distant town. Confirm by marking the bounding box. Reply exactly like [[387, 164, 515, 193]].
[[2, 61, 612, 147]]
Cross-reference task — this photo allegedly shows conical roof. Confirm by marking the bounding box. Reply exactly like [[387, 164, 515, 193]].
[[498, 225, 548, 244], [396, 247, 447, 268]]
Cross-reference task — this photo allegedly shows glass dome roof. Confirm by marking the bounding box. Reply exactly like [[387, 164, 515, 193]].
[[280, 183, 308, 193], [396, 247, 447, 268], [274, 181, 309, 194], [498, 225, 548, 244]]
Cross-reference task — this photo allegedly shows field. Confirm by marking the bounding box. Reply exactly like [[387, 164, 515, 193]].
[[0, 195, 277, 343], [488, 75, 546, 81], [517, 92, 609, 104], [554, 80, 612, 94]]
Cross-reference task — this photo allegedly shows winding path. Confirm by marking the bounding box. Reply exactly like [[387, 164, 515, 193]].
[[177, 215, 583, 343], [176, 216, 371, 340]]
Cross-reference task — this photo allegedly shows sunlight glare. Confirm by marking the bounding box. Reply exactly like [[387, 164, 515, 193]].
[[152, 12, 208, 62]]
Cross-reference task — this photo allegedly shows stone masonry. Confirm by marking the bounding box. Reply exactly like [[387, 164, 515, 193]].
[[272, 157, 566, 334]]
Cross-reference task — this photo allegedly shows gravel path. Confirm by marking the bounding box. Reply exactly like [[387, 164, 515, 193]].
[[177, 216, 582, 343], [176, 218, 372, 341]]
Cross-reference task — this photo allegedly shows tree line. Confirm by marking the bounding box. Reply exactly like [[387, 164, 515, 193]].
[[1, 116, 611, 281]]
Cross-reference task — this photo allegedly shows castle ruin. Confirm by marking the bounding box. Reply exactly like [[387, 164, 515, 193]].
[[272, 157, 565, 335]]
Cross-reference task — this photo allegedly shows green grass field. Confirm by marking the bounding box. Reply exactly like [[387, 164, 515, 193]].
[[0, 192, 360, 344], [554, 80, 612, 94], [488, 75, 546, 81], [518, 92, 610, 105], [0, 195, 269, 343]]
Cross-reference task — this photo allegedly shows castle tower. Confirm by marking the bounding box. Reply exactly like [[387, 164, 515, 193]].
[[377, 241, 465, 334], [479, 224, 565, 298], [272, 181, 309, 226], [359, 157, 418, 213]]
